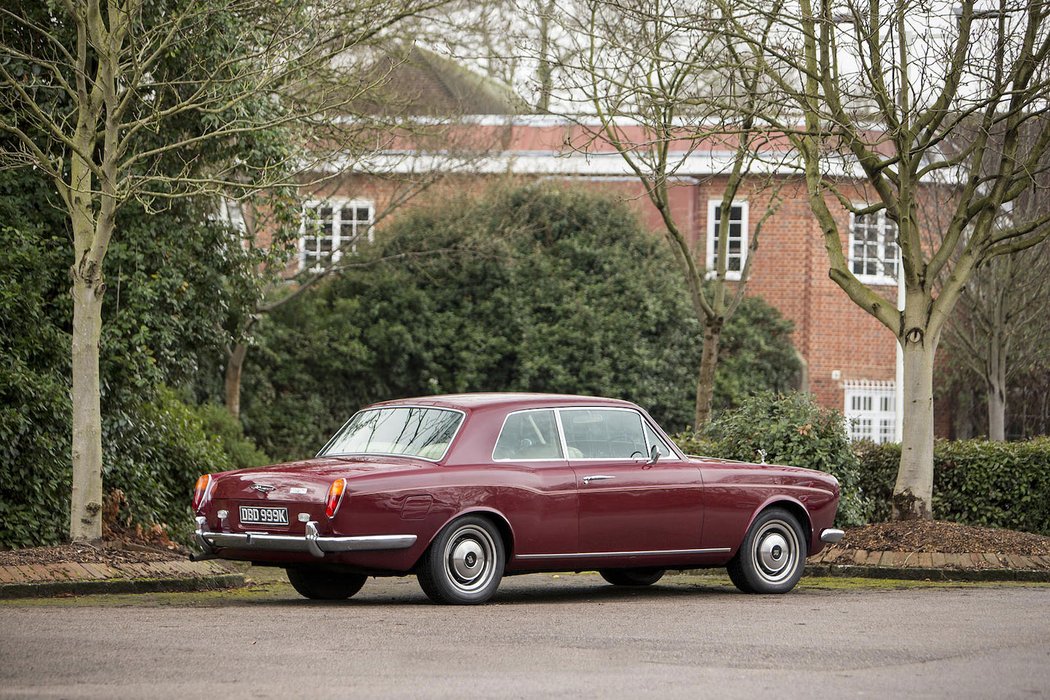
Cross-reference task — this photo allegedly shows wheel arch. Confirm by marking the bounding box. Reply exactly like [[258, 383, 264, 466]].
[[421, 507, 516, 562], [745, 497, 812, 553]]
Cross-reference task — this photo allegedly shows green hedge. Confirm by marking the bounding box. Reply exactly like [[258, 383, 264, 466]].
[[854, 439, 1050, 535]]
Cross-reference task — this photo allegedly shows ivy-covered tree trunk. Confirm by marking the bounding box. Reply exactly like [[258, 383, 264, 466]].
[[694, 318, 722, 429]]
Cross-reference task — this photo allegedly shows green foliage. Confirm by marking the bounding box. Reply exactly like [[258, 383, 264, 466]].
[[243, 183, 803, 460], [673, 392, 871, 527], [854, 439, 1050, 534], [0, 227, 72, 548], [195, 403, 270, 470], [103, 203, 264, 397], [103, 388, 233, 543], [713, 294, 801, 411]]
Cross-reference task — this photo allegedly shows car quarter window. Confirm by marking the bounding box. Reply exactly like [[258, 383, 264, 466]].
[[492, 410, 564, 461], [559, 409, 648, 460]]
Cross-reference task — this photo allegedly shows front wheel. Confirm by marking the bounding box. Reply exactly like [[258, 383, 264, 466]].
[[417, 515, 505, 605], [599, 568, 665, 587], [286, 568, 367, 600], [727, 508, 807, 594]]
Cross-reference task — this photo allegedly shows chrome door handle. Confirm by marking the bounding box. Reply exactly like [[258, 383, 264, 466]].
[[582, 475, 615, 484]]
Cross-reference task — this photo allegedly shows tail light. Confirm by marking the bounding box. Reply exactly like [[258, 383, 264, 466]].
[[192, 474, 212, 511], [325, 478, 347, 518]]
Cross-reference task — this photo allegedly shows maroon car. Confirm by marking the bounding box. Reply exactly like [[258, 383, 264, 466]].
[[191, 393, 843, 604]]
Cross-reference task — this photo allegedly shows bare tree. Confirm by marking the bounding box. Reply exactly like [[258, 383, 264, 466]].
[[729, 0, 1050, 517], [0, 0, 447, 541], [536, 0, 790, 428], [420, 0, 576, 111], [944, 238, 1050, 440]]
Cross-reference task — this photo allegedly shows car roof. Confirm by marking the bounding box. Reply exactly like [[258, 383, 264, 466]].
[[368, 392, 640, 412]]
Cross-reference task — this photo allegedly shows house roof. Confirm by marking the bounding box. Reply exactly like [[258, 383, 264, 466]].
[[355, 45, 528, 117]]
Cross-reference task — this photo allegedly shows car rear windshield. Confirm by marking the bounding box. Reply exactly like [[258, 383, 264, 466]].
[[320, 407, 463, 461]]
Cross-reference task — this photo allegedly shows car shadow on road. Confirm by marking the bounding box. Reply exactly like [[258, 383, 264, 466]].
[[242, 578, 741, 607]]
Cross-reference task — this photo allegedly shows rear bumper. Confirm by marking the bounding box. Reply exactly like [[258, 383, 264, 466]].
[[194, 517, 417, 559]]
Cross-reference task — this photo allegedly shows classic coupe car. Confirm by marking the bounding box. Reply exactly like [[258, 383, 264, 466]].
[[191, 393, 843, 604]]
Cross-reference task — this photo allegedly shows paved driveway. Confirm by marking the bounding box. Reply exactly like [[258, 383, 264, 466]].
[[1, 573, 1047, 698]]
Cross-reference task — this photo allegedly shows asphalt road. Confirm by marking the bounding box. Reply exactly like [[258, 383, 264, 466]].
[[1, 573, 1047, 699]]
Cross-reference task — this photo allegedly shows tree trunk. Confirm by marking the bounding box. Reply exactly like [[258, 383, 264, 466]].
[[225, 342, 248, 420], [694, 317, 722, 429], [534, 0, 556, 112], [69, 264, 105, 541], [892, 337, 936, 520], [986, 332, 1007, 441]]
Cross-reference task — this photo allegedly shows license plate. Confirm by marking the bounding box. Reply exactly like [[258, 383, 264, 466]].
[[239, 505, 289, 526]]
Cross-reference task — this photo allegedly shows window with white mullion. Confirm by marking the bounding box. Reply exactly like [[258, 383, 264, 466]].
[[300, 199, 374, 272], [844, 380, 897, 444], [706, 200, 748, 281], [849, 208, 899, 285]]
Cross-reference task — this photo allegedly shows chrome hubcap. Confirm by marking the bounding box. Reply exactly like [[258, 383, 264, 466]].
[[444, 525, 496, 593], [752, 520, 799, 584]]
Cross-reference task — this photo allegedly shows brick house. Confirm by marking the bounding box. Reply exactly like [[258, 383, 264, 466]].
[[293, 50, 911, 441]]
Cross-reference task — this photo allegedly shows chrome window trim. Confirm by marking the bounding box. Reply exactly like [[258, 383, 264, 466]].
[[491, 408, 567, 463], [317, 406, 467, 463], [640, 416, 679, 460], [515, 547, 731, 560]]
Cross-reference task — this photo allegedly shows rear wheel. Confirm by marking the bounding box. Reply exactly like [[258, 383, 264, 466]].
[[599, 568, 666, 587], [727, 507, 807, 594], [286, 568, 367, 600], [418, 515, 505, 605]]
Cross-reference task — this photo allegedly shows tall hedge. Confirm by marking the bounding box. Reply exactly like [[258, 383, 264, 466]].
[[854, 439, 1050, 535]]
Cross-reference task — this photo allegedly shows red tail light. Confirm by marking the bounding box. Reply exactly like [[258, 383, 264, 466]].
[[325, 478, 347, 518], [192, 474, 212, 511]]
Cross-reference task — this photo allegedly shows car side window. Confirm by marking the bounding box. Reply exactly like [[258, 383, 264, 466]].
[[560, 409, 648, 459], [643, 421, 675, 458], [493, 410, 564, 460]]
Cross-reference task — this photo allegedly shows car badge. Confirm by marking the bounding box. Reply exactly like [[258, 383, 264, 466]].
[[250, 483, 275, 493]]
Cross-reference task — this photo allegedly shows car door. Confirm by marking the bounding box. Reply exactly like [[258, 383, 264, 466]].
[[560, 407, 704, 554], [491, 408, 579, 556]]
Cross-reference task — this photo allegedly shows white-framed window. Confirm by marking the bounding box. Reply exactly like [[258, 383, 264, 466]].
[[300, 199, 374, 271], [844, 380, 897, 443], [849, 209, 898, 285], [706, 199, 748, 281]]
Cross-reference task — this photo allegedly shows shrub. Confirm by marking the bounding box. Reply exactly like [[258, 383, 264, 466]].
[[854, 438, 1050, 534], [103, 388, 233, 543], [673, 392, 871, 527], [195, 403, 270, 470]]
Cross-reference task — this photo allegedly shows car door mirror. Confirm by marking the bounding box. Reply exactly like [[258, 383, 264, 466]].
[[646, 444, 660, 465]]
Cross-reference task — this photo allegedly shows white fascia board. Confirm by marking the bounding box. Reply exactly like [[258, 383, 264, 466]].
[[313, 148, 959, 183], [318, 150, 815, 177]]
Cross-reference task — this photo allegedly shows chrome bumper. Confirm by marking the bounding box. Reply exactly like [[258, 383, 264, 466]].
[[194, 517, 417, 559], [820, 528, 845, 544]]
